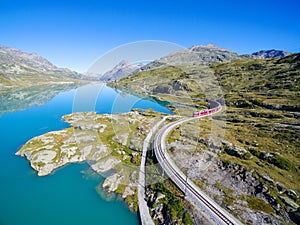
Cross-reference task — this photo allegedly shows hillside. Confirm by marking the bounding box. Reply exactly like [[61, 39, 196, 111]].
[[0, 45, 87, 91], [111, 53, 300, 224], [215, 53, 300, 110], [112, 53, 299, 110], [98, 45, 291, 83], [139, 44, 241, 71]]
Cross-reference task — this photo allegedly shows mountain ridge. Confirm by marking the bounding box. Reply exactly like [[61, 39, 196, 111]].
[[252, 49, 291, 58], [92, 44, 294, 82], [100, 60, 140, 81], [0, 45, 86, 78], [241, 49, 291, 59], [139, 44, 241, 71], [0, 45, 57, 71], [0, 45, 88, 90]]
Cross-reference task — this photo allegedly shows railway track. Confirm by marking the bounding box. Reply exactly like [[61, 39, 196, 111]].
[[153, 103, 243, 225]]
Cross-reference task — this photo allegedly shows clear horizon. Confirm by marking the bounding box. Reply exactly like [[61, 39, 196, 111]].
[[1, 0, 300, 72]]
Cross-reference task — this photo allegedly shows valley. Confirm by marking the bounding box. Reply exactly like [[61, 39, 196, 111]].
[[1, 44, 299, 225]]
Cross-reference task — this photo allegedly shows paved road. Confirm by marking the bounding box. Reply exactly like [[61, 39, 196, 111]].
[[153, 112, 243, 225]]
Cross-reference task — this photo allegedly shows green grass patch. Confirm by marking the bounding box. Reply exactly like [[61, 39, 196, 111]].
[[242, 195, 274, 214]]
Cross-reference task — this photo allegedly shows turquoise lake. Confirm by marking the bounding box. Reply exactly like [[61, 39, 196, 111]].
[[0, 83, 172, 225]]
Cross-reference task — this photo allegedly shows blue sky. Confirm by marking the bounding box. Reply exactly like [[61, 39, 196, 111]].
[[1, 0, 300, 72]]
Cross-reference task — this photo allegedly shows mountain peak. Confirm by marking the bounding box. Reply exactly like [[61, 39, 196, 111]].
[[116, 60, 132, 67], [100, 60, 140, 81], [140, 44, 240, 70], [203, 44, 220, 49], [187, 44, 232, 53], [252, 49, 291, 59]]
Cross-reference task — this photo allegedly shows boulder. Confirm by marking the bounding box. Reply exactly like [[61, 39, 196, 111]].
[[155, 192, 166, 203], [102, 173, 124, 192], [279, 196, 299, 211], [122, 185, 135, 198], [222, 140, 251, 159], [262, 174, 274, 184], [276, 182, 287, 194], [289, 208, 300, 224], [286, 189, 299, 200]]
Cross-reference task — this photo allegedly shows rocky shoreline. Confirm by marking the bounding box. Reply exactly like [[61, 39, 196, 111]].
[[16, 111, 162, 212], [16, 108, 300, 225]]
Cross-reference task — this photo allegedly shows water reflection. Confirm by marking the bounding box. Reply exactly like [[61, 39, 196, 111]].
[[0, 83, 84, 116]]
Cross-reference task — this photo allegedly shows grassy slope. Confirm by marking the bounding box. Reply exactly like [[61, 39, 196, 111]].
[[212, 54, 300, 192], [110, 65, 224, 117], [111, 53, 300, 223], [215, 55, 300, 109]]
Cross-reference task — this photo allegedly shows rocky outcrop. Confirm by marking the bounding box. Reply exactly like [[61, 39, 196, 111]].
[[145, 189, 166, 224], [91, 157, 121, 173], [286, 190, 299, 201], [122, 184, 135, 199], [102, 172, 124, 192], [222, 140, 252, 160], [169, 139, 295, 224], [244, 96, 300, 112], [152, 84, 172, 94], [279, 196, 299, 211], [250, 149, 294, 171], [289, 208, 300, 224]]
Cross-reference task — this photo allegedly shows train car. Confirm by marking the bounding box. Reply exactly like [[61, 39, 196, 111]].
[[193, 111, 201, 117], [193, 109, 208, 117], [193, 100, 222, 117]]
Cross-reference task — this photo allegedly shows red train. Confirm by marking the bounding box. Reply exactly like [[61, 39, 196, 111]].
[[193, 100, 222, 117]]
